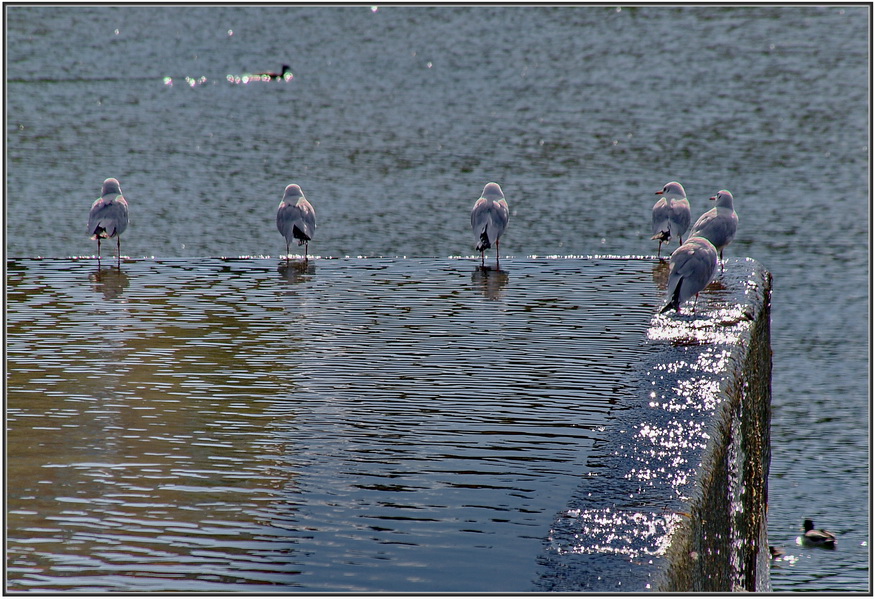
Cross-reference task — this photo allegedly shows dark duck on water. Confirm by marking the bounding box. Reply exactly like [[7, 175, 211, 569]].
[[801, 519, 837, 549], [256, 64, 292, 80]]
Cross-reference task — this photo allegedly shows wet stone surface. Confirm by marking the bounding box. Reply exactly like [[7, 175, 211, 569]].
[[536, 257, 771, 592]]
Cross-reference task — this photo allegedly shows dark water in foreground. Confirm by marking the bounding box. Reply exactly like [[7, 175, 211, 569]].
[[5, 5, 870, 592], [8, 258, 656, 592]]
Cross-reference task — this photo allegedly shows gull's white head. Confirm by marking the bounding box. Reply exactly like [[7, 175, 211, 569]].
[[101, 178, 122, 197], [481, 182, 504, 201], [709, 190, 734, 208], [283, 184, 304, 201], [655, 181, 685, 200]]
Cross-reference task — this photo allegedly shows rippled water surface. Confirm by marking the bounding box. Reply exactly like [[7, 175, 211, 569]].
[[8, 258, 657, 592], [6, 5, 870, 592]]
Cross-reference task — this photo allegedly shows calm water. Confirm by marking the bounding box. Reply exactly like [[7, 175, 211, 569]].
[[6, 5, 870, 592]]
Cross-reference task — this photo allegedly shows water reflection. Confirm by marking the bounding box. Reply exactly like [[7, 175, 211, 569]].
[[88, 267, 130, 299], [8, 258, 656, 593], [471, 266, 509, 300], [651, 260, 670, 291], [277, 259, 316, 283]]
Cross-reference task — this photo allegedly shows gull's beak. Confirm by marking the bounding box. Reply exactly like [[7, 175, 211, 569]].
[[655, 190, 663, 195], [709, 196, 717, 201]]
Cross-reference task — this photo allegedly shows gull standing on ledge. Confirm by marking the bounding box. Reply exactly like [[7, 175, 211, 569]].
[[651, 181, 691, 259], [276, 184, 316, 263], [689, 189, 738, 268], [87, 177, 129, 265], [660, 236, 718, 314], [471, 182, 509, 269]]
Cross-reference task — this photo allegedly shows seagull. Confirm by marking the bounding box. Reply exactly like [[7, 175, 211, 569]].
[[651, 181, 691, 259], [801, 519, 837, 549], [689, 189, 738, 267], [276, 184, 316, 263], [87, 177, 129, 265], [471, 182, 509, 269], [659, 236, 718, 314]]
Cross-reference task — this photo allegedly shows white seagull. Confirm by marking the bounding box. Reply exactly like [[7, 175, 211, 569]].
[[471, 182, 509, 269], [87, 177, 129, 265], [651, 181, 691, 259], [660, 236, 718, 314], [689, 189, 738, 266], [276, 184, 316, 263]]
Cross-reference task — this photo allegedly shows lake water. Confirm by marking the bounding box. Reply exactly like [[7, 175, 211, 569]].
[[8, 257, 661, 592], [5, 5, 870, 592]]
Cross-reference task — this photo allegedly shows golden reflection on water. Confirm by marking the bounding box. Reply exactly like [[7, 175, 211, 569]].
[[89, 267, 130, 299], [470, 266, 509, 301], [7, 257, 658, 592]]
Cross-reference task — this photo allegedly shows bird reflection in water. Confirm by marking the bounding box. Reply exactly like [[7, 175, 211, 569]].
[[651, 259, 670, 291], [277, 259, 315, 284], [88, 267, 129, 300], [471, 266, 509, 301]]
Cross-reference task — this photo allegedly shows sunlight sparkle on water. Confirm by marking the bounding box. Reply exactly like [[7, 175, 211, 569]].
[[554, 508, 683, 558]]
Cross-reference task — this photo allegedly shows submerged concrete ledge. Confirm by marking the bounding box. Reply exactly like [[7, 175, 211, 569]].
[[536, 257, 773, 592]]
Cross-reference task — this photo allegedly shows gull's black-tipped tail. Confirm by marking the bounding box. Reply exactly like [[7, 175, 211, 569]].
[[660, 276, 683, 314], [659, 300, 677, 314], [475, 229, 491, 252]]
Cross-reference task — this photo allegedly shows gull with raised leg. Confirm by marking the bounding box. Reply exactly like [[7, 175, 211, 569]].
[[651, 181, 691, 259]]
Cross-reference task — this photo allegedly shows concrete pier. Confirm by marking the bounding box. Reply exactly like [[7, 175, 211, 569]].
[[537, 257, 773, 592]]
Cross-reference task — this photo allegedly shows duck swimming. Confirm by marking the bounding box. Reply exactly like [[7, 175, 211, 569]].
[[256, 64, 292, 80], [801, 519, 837, 549]]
